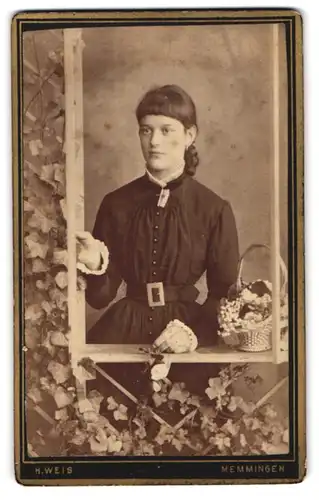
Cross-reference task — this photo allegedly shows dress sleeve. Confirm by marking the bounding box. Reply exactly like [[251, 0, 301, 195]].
[[198, 200, 239, 343], [85, 198, 122, 309], [206, 200, 239, 300]]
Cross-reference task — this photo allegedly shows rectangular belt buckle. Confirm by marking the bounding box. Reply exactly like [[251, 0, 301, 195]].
[[146, 282, 165, 307]]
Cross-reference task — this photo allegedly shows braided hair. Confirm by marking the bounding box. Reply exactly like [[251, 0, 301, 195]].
[[136, 85, 199, 176]]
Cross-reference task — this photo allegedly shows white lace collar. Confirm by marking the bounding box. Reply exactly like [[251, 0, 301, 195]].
[[145, 164, 185, 188]]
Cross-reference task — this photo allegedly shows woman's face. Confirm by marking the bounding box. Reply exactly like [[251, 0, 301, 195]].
[[138, 114, 196, 174]]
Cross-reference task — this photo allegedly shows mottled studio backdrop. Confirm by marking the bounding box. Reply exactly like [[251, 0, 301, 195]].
[[82, 23, 288, 337]]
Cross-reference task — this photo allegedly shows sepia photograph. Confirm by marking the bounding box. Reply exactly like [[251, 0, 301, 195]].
[[12, 9, 304, 485]]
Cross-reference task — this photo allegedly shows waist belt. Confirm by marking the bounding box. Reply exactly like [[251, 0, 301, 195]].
[[127, 282, 199, 307]]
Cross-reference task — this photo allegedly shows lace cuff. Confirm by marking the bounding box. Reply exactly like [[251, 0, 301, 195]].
[[76, 240, 109, 276]]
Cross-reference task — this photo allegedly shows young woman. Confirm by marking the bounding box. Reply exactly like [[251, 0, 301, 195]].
[[77, 84, 239, 395]]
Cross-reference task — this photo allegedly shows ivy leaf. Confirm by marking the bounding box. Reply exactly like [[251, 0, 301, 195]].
[[95, 427, 108, 443], [86, 418, 109, 432], [53, 386, 74, 408], [55, 271, 68, 289], [121, 439, 133, 455], [41, 333, 57, 357], [106, 396, 118, 411], [40, 164, 55, 186], [174, 428, 188, 449], [114, 404, 128, 421], [39, 162, 65, 196], [150, 361, 171, 381], [137, 441, 155, 456], [32, 258, 48, 274], [89, 435, 108, 454], [187, 394, 201, 407], [27, 193, 58, 221], [133, 418, 147, 440], [88, 390, 104, 413], [119, 430, 133, 455], [171, 438, 183, 452], [70, 428, 87, 446], [55, 408, 69, 421], [48, 360, 71, 384], [152, 392, 167, 408], [29, 139, 43, 156], [52, 249, 68, 267], [205, 377, 226, 401], [78, 398, 95, 414], [40, 376, 58, 396], [25, 233, 49, 259], [155, 425, 173, 446], [263, 404, 278, 420], [168, 383, 190, 404], [36, 279, 50, 290], [200, 405, 217, 424], [211, 433, 231, 452], [27, 387, 43, 404], [50, 331, 68, 347], [27, 210, 55, 234], [221, 419, 240, 437], [238, 400, 255, 415], [251, 418, 262, 431], [227, 396, 244, 412], [83, 411, 99, 423], [49, 288, 68, 309], [25, 304, 44, 323], [107, 435, 122, 453], [73, 364, 96, 384], [59, 419, 78, 437]]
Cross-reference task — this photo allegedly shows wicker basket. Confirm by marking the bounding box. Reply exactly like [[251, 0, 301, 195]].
[[222, 243, 288, 353]]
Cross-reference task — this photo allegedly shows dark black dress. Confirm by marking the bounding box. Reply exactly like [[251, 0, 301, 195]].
[[86, 171, 239, 396]]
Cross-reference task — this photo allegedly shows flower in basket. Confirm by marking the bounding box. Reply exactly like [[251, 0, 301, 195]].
[[218, 277, 289, 352], [218, 279, 276, 352], [218, 244, 289, 352], [239, 280, 272, 320]]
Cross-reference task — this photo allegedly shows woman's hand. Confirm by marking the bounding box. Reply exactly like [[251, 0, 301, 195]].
[[76, 231, 106, 271]]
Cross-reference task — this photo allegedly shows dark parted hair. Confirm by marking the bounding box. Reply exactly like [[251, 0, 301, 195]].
[[136, 85, 199, 176]]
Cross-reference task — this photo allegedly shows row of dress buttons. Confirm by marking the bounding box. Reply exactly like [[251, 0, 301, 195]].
[[149, 209, 161, 334], [152, 213, 160, 276]]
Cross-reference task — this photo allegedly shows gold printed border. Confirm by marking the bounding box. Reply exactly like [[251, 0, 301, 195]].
[[12, 8, 305, 485]]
